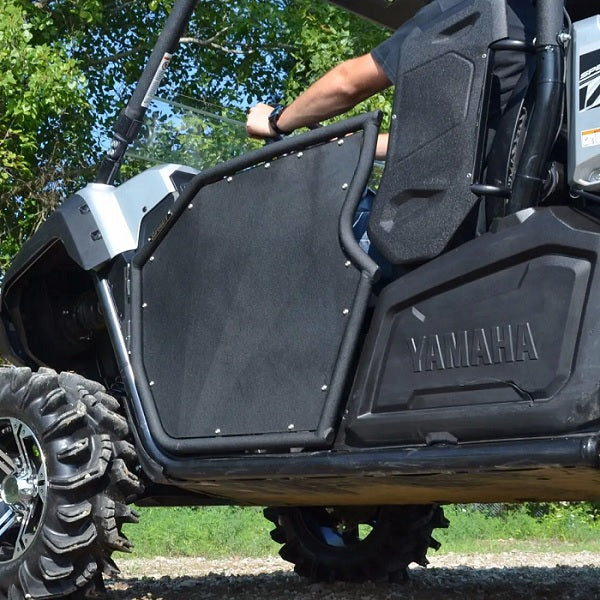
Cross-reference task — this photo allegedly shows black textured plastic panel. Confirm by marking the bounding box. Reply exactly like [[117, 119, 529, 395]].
[[377, 254, 587, 411], [139, 135, 365, 441], [369, 0, 509, 263], [347, 208, 600, 446]]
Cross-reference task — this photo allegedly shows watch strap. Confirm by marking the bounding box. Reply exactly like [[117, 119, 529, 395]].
[[268, 104, 290, 136]]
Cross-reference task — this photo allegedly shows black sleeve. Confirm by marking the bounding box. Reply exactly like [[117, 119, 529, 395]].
[[371, 0, 446, 81], [370, 28, 405, 83]]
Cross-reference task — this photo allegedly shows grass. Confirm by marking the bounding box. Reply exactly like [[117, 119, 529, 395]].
[[435, 505, 600, 553], [122, 503, 600, 559], [122, 506, 281, 558]]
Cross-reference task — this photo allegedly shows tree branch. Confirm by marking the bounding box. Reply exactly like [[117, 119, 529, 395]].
[[179, 26, 254, 55], [85, 45, 149, 67], [84, 26, 256, 67], [179, 36, 254, 55]]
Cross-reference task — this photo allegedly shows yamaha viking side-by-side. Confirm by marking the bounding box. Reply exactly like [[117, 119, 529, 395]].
[[0, 0, 599, 597]]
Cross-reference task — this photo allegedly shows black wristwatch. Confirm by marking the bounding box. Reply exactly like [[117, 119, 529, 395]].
[[268, 104, 290, 136]]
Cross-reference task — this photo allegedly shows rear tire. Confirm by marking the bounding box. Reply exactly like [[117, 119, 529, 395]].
[[0, 367, 142, 599], [264, 504, 448, 582]]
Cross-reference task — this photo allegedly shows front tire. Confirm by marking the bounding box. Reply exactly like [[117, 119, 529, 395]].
[[0, 368, 142, 599], [264, 504, 449, 582]]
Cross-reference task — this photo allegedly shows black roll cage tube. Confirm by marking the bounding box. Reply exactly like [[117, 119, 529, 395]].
[[96, 0, 199, 185], [508, 0, 566, 213]]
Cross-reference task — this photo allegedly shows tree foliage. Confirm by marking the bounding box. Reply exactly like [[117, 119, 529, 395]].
[[0, 0, 389, 276], [0, 0, 97, 269]]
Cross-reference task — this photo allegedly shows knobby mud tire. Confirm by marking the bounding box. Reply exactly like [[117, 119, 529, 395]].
[[264, 504, 449, 582], [0, 367, 142, 600]]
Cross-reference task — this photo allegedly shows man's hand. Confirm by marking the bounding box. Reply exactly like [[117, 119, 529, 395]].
[[246, 103, 278, 139]]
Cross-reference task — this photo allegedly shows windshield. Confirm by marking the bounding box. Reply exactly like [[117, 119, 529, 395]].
[[125, 95, 261, 173]]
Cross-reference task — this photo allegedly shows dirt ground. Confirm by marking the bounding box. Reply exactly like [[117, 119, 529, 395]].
[[105, 552, 600, 599]]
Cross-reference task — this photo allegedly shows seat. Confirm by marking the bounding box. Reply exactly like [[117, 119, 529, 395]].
[[367, 0, 516, 264]]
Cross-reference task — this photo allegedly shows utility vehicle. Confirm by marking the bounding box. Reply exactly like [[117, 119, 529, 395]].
[[0, 0, 599, 597]]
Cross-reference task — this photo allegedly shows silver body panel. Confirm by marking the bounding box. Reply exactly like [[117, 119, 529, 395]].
[[568, 15, 600, 191], [79, 164, 198, 258]]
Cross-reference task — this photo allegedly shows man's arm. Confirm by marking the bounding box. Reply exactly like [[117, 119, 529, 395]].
[[246, 53, 392, 138], [375, 133, 389, 161]]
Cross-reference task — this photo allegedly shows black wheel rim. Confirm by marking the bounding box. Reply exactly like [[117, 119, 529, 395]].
[[0, 417, 47, 563]]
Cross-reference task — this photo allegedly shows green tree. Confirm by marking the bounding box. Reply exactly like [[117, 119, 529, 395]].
[[0, 0, 98, 271]]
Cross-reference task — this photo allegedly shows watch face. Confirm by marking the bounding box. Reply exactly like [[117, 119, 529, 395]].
[[270, 104, 284, 118]]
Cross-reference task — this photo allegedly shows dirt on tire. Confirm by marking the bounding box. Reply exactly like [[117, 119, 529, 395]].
[[106, 553, 600, 599]]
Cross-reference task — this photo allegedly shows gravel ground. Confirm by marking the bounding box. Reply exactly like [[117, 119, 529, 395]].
[[105, 553, 600, 599]]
